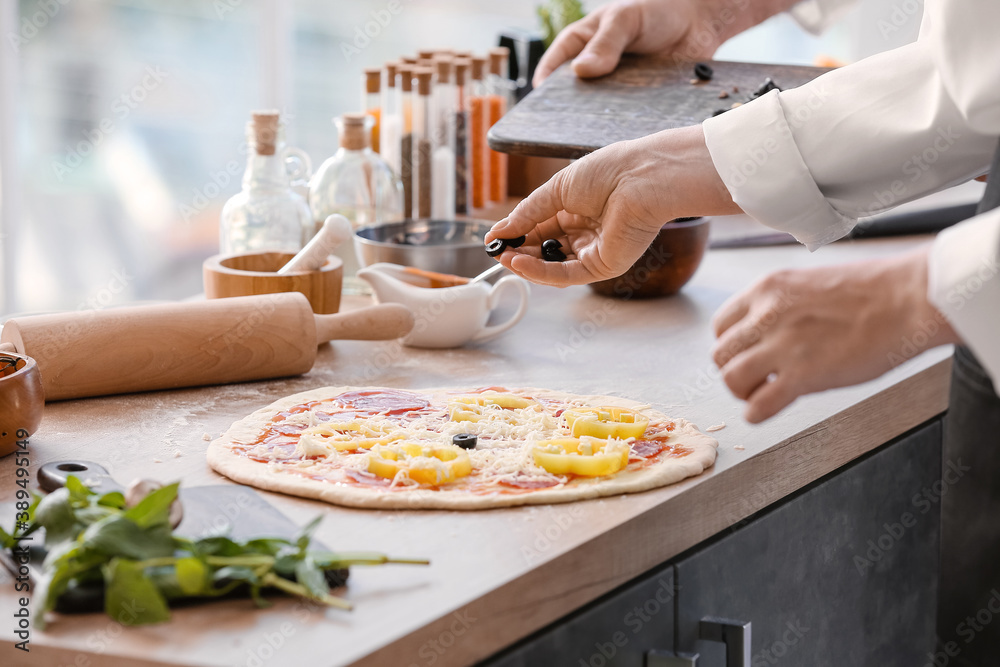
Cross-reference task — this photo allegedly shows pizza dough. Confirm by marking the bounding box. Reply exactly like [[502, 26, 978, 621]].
[[207, 386, 718, 510]]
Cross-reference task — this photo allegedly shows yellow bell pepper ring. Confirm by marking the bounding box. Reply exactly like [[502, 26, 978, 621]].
[[299, 421, 401, 452], [449, 392, 538, 422], [532, 437, 630, 477], [563, 407, 649, 440], [368, 442, 473, 486]]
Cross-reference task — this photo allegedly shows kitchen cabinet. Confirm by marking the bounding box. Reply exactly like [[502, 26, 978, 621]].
[[487, 420, 942, 666]]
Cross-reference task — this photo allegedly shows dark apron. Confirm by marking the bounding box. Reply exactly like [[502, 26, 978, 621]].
[[937, 140, 1000, 665]]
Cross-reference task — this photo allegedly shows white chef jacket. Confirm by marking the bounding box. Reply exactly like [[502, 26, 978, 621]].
[[703, 0, 1000, 388]]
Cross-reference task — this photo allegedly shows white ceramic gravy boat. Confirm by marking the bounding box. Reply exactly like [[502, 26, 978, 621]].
[[356, 263, 530, 348]]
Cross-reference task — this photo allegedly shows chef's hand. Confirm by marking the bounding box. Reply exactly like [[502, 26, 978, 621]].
[[486, 125, 740, 287], [533, 0, 798, 87], [711, 247, 960, 423]]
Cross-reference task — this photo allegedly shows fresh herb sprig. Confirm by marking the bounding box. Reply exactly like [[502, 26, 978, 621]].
[[1, 476, 428, 628]]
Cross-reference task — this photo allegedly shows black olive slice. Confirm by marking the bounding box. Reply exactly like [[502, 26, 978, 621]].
[[485, 238, 507, 257], [452, 434, 478, 449]]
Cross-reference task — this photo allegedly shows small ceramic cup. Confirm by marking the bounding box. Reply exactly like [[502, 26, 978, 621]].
[[357, 263, 531, 348], [0, 352, 44, 457], [203, 251, 344, 314]]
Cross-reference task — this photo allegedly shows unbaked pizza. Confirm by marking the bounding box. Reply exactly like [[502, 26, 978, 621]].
[[207, 386, 718, 509]]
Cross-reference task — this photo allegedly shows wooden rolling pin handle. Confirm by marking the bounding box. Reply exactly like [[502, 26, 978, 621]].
[[0, 343, 15, 354], [315, 303, 414, 344]]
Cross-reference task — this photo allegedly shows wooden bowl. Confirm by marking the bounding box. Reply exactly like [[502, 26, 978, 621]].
[[589, 217, 710, 299], [0, 352, 44, 457], [203, 251, 343, 314]]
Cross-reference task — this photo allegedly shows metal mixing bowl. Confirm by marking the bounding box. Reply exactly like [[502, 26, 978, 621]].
[[354, 219, 496, 278]]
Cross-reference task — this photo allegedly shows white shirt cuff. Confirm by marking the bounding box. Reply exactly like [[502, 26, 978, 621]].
[[928, 210, 1000, 387], [703, 91, 857, 251]]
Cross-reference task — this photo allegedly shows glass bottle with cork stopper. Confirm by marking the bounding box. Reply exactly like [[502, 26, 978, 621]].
[[309, 112, 403, 294], [431, 56, 456, 220], [413, 67, 434, 219], [487, 47, 513, 203], [363, 68, 382, 154], [469, 55, 490, 211], [381, 60, 402, 177], [220, 110, 313, 255], [453, 58, 471, 216]]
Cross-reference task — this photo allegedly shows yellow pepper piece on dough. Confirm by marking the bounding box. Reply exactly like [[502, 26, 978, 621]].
[[532, 437, 630, 477], [299, 421, 401, 452], [563, 407, 649, 440], [368, 442, 473, 486], [448, 392, 538, 422]]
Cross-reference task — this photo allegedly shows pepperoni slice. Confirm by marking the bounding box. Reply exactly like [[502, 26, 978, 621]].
[[631, 439, 669, 459], [343, 469, 392, 487], [498, 475, 561, 489], [334, 389, 430, 415]]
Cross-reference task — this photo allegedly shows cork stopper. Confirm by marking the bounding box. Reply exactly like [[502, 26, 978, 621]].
[[339, 112, 370, 151], [398, 64, 414, 92], [417, 49, 436, 60], [401, 55, 418, 64], [489, 46, 509, 76], [471, 56, 486, 80], [434, 56, 453, 84], [385, 61, 399, 87], [417, 57, 435, 70], [454, 59, 470, 86], [453, 50, 472, 58], [415, 68, 433, 96], [251, 110, 280, 156], [364, 68, 381, 94]]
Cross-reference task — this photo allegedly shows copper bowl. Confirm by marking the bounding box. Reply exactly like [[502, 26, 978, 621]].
[[589, 217, 710, 299], [0, 352, 44, 457]]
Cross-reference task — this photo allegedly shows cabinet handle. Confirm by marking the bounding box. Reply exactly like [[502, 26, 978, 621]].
[[699, 617, 751, 667], [645, 617, 751, 667]]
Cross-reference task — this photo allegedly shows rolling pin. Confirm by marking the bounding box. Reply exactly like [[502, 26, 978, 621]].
[[0, 293, 414, 401]]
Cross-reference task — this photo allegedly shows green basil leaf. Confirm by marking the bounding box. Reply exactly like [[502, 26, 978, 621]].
[[294, 557, 329, 599], [242, 538, 292, 556], [103, 558, 171, 626], [174, 557, 207, 596], [97, 491, 126, 509], [74, 504, 119, 526], [81, 516, 175, 560], [124, 482, 179, 529], [194, 536, 243, 557], [34, 488, 81, 547], [65, 475, 96, 503], [295, 516, 323, 551], [212, 565, 259, 585], [272, 553, 300, 577], [0, 525, 14, 550]]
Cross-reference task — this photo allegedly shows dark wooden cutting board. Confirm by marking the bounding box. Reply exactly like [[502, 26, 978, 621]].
[[488, 55, 831, 159]]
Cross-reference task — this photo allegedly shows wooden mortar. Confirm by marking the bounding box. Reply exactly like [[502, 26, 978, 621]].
[[203, 251, 343, 314]]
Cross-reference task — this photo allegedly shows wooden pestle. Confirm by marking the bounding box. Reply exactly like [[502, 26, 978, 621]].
[[0, 293, 414, 401]]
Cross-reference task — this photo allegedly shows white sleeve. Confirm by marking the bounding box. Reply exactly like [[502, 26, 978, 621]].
[[928, 210, 1000, 386], [788, 0, 857, 34], [702, 0, 999, 250], [704, 0, 1000, 385]]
